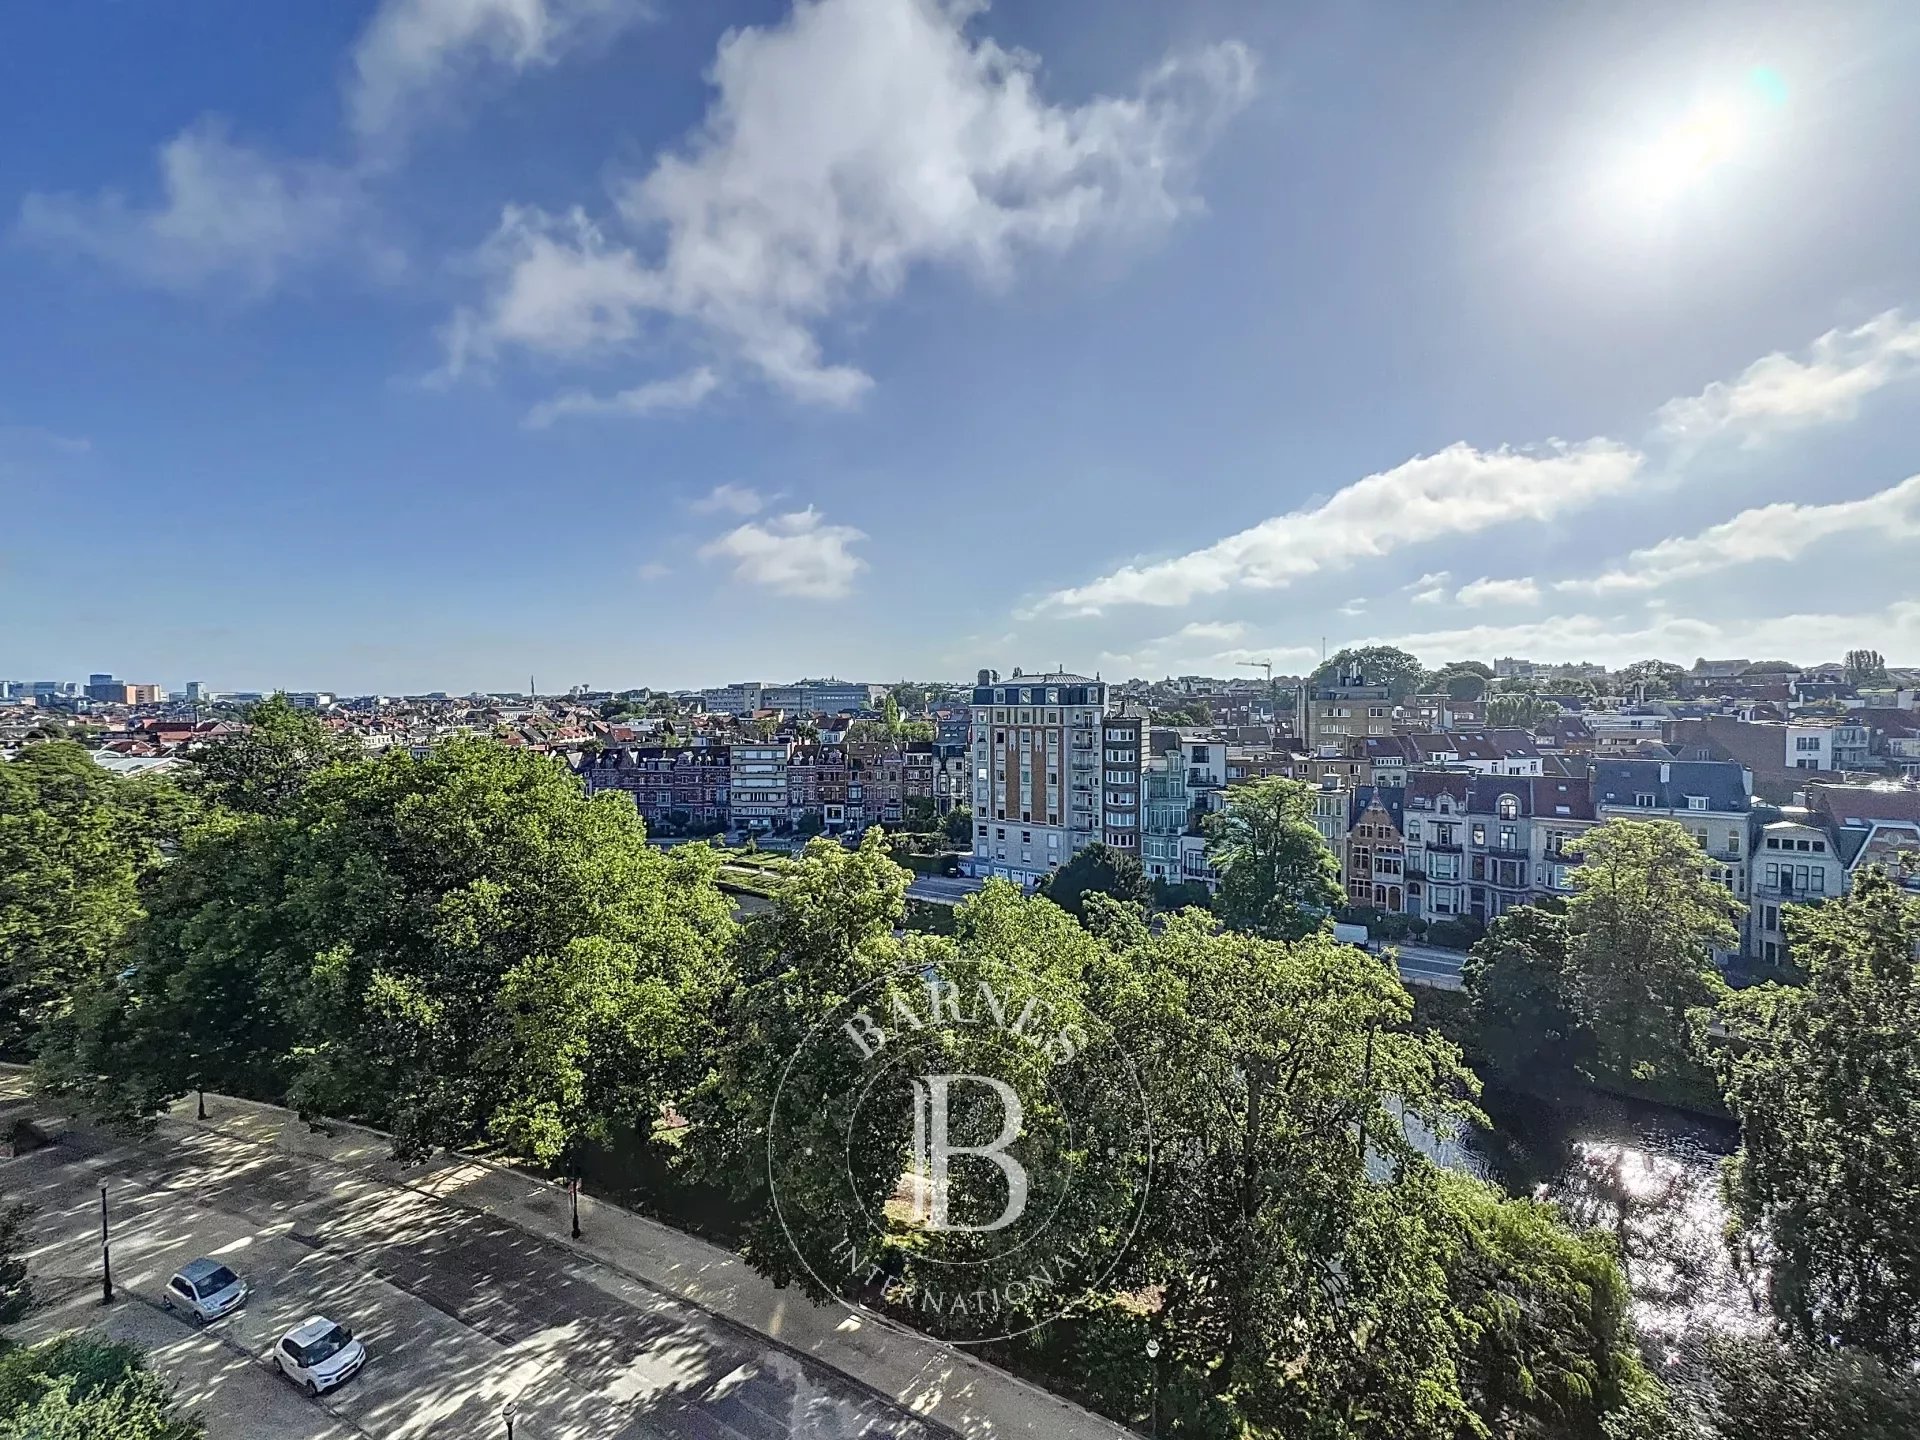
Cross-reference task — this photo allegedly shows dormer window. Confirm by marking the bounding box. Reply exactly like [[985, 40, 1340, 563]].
[[1686, 795, 1708, 811], [1496, 794, 1520, 821]]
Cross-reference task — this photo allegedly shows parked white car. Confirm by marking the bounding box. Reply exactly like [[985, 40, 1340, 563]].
[[274, 1316, 367, 1395], [160, 1258, 247, 1324]]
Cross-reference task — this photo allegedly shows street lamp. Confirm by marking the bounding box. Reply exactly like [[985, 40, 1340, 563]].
[[1144, 1337, 1160, 1438], [503, 1401, 516, 1439], [99, 1183, 114, 1305], [197, 1089, 208, 1122], [569, 1177, 581, 1241]]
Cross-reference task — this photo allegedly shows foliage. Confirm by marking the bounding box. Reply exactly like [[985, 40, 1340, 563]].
[[1667, 1327, 1920, 1440], [184, 693, 361, 817], [1429, 661, 1492, 701], [41, 738, 736, 1166], [1707, 869, 1920, 1362], [1424, 915, 1485, 951], [942, 804, 972, 846], [0, 742, 189, 1056], [1614, 660, 1684, 700], [902, 796, 939, 831], [1150, 702, 1213, 727], [0, 1333, 202, 1439], [795, 810, 826, 837], [1204, 777, 1343, 942], [0, 1203, 29, 1327], [1462, 899, 1592, 1089], [1485, 693, 1560, 730], [678, 831, 927, 1294], [1565, 819, 1738, 1084], [1312, 645, 1425, 700], [1037, 841, 1150, 922], [1150, 877, 1213, 912], [1843, 648, 1889, 687]]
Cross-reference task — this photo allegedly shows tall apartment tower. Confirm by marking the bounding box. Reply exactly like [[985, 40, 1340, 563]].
[[968, 672, 1108, 884], [1100, 711, 1143, 854]]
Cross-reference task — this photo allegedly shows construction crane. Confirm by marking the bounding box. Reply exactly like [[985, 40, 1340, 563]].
[[1237, 659, 1273, 686]]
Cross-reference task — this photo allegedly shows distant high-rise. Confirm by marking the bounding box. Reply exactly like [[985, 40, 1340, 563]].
[[967, 672, 1109, 884], [185, 681, 206, 704]]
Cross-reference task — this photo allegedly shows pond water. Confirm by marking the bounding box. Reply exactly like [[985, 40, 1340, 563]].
[[1423, 1087, 1762, 1340]]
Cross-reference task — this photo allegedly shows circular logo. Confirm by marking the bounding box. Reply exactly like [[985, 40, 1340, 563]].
[[767, 957, 1153, 1343]]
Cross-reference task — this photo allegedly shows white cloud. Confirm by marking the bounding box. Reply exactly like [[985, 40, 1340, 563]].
[[636, 561, 671, 580], [16, 124, 365, 297], [689, 483, 767, 516], [348, 0, 650, 149], [447, 0, 1255, 400], [1337, 598, 1367, 617], [1656, 310, 1920, 448], [1405, 571, 1451, 605], [699, 506, 867, 598], [1455, 575, 1541, 607], [1564, 472, 1920, 595], [1037, 441, 1642, 614], [1171, 620, 1248, 644], [523, 364, 717, 427]]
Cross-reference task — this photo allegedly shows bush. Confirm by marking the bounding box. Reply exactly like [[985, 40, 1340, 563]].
[[1426, 916, 1485, 951], [1151, 879, 1213, 912]]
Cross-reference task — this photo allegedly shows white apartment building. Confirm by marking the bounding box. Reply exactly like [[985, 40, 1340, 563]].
[[1748, 816, 1847, 965], [1785, 720, 1871, 771], [729, 742, 790, 831], [968, 673, 1108, 885]]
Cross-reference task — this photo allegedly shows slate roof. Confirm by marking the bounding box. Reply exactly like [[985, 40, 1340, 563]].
[[1348, 784, 1406, 833], [1591, 758, 1750, 813], [1466, 774, 1595, 819]]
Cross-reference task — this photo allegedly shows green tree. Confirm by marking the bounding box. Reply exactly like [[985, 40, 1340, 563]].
[[1093, 911, 1661, 1439], [1204, 777, 1343, 941], [1673, 1329, 1920, 1440], [942, 804, 972, 847], [1037, 840, 1150, 922], [0, 1333, 202, 1439], [1462, 899, 1593, 1088], [0, 743, 184, 1055], [1614, 660, 1684, 700], [1312, 645, 1425, 700], [1843, 648, 1889, 687], [185, 694, 361, 817], [1485, 692, 1560, 729], [1708, 868, 1920, 1362], [1565, 819, 1738, 1083], [44, 738, 737, 1166], [1428, 661, 1493, 700], [679, 831, 928, 1293]]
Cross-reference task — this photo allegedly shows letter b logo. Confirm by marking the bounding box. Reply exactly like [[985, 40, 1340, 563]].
[[908, 1075, 1028, 1233]]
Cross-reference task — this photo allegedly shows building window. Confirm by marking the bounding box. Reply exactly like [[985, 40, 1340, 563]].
[[1635, 793, 1656, 808], [1687, 795, 1707, 811], [1496, 794, 1519, 821]]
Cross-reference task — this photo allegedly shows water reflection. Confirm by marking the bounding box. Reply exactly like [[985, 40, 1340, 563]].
[[1414, 1086, 1764, 1338]]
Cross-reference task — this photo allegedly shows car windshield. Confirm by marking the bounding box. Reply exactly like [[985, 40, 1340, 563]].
[[193, 1266, 239, 1297], [296, 1326, 352, 1366]]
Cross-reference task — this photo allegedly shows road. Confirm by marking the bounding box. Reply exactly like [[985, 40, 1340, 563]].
[[902, 875, 986, 906], [1384, 941, 1468, 991], [2, 1125, 942, 1440]]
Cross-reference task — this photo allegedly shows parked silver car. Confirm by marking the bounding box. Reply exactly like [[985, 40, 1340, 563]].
[[161, 1257, 248, 1323]]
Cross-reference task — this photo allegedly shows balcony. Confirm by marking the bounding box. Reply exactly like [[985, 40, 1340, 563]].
[[1423, 840, 1462, 854]]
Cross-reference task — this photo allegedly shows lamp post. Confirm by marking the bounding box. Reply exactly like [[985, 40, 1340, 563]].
[[99, 1183, 114, 1305], [197, 1089, 208, 1121], [569, 1177, 581, 1241], [503, 1401, 516, 1439], [1144, 1337, 1160, 1438]]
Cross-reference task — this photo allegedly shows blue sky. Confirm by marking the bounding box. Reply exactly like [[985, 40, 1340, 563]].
[[4, 0, 1919, 694]]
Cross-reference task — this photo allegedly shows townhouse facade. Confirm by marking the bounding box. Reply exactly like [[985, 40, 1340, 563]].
[[1345, 786, 1406, 911], [1400, 773, 1596, 924], [579, 746, 730, 828], [1101, 713, 1144, 854]]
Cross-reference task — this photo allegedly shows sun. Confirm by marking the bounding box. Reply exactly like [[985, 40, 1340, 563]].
[[1594, 68, 1789, 220]]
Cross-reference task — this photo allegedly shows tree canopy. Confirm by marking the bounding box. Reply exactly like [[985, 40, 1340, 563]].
[[1708, 869, 1920, 1362], [1037, 840, 1150, 921], [184, 693, 360, 817], [0, 742, 189, 1057], [1312, 645, 1425, 700], [1204, 776, 1343, 941]]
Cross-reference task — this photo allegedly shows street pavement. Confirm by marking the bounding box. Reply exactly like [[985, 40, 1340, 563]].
[[902, 875, 984, 906], [1, 1125, 947, 1439], [1384, 941, 1469, 991]]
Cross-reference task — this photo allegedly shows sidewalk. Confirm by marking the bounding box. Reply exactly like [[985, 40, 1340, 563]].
[[0, 1068, 1131, 1440]]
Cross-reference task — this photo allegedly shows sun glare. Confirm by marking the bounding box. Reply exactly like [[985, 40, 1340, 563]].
[[1595, 67, 1789, 222]]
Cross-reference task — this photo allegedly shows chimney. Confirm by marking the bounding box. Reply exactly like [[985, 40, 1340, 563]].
[[1659, 762, 1670, 783]]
